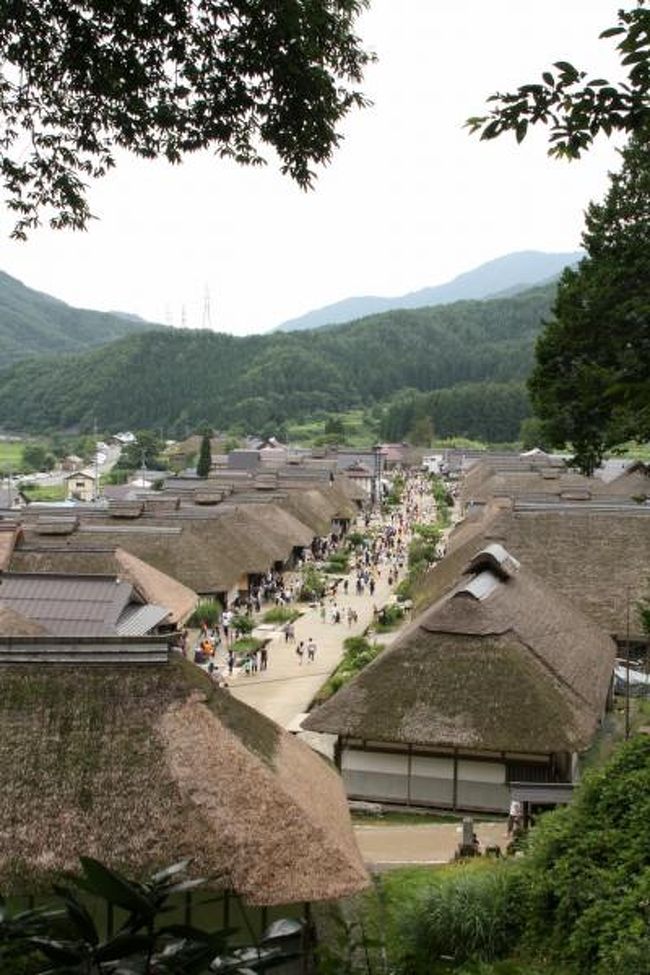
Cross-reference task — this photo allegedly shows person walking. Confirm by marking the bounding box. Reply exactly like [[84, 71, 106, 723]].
[[260, 645, 268, 671], [227, 649, 235, 676], [307, 638, 317, 663], [296, 641, 305, 665]]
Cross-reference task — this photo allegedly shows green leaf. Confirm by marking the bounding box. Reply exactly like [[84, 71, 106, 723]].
[[149, 859, 191, 884], [77, 858, 154, 917], [95, 932, 152, 962], [599, 26, 626, 39], [29, 937, 84, 965], [52, 885, 99, 946]]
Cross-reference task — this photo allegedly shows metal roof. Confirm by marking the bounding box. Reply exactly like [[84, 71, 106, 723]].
[[116, 603, 170, 636], [0, 573, 134, 637]]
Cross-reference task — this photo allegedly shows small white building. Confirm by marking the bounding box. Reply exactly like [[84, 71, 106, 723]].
[[64, 469, 97, 502]]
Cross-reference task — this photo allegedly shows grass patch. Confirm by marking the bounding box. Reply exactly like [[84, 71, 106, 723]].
[[313, 637, 383, 704], [262, 606, 300, 625], [231, 637, 263, 656], [20, 482, 66, 502], [0, 440, 25, 471]]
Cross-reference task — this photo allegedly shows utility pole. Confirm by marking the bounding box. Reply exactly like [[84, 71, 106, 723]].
[[93, 417, 99, 502], [625, 587, 631, 740], [201, 286, 212, 330]]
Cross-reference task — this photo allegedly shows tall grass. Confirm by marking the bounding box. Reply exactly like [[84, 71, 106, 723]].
[[400, 864, 526, 973]]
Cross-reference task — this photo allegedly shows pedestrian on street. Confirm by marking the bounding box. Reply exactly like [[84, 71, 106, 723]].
[[307, 638, 317, 662], [296, 641, 305, 665]]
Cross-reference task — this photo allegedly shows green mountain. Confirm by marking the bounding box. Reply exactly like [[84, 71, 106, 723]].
[[0, 271, 165, 365], [0, 283, 556, 435]]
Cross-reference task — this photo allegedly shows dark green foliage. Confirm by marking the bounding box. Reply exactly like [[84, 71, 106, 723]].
[[196, 433, 212, 478], [521, 736, 650, 975], [529, 134, 650, 473], [115, 430, 164, 471], [400, 865, 527, 972], [381, 381, 532, 444], [299, 565, 328, 602], [0, 857, 298, 973], [468, 5, 650, 158], [0, 1, 372, 237], [374, 603, 404, 631], [231, 614, 254, 637], [20, 443, 54, 473], [0, 285, 554, 435], [324, 549, 350, 574], [316, 636, 382, 701]]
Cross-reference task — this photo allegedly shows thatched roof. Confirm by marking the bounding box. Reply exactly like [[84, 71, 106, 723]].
[[418, 503, 650, 635], [461, 466, 593, 507], [0, 657, 369, 902], [0, 524, 19, 570], [594, 462, 650, 499], [305, 546, 615, 755], [113, 548, 197, 625]]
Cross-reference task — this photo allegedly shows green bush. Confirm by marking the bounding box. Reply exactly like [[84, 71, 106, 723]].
[[187, 598, 221, 627], [413, 522, 442, 544], [374, 603, 405, 631], [232, 636, 263, 656], [262, 606, 300, 624], [401, 864, 527, 972], [346, 531, 368, 549], [300, 565, 328, 601], [520, 735, 650, 975], [231, 613, 254, 636]]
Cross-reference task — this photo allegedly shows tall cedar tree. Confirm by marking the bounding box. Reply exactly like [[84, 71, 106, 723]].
[[529, 134, 650, 473], [196, 434, 212, 478]]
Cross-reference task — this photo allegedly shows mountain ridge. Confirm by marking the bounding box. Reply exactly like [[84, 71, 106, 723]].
[[0, 282, 556, 435], [0, 270, 166, 365], [274, 250, 580, 332]]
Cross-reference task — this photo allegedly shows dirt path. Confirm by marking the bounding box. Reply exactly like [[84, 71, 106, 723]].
[[354, 821, 508, 866]]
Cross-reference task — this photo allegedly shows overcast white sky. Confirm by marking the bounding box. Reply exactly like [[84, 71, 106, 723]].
[[0, 0, 626, 336]]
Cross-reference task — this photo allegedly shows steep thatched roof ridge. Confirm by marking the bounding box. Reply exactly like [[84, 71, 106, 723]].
[[0, 657, 369, 901], [113, 548, 197, 625], [279, 490, 337, 536], [421, 554, 615, 716], [0, 605, 48, 636], [305, 553, 615, 754]]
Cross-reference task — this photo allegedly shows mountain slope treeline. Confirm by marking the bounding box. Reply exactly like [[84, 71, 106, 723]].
[[0, 271, 164, 365], [0, 284, 555, 434]]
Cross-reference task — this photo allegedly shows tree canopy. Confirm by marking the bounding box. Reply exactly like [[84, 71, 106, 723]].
[[529, 133, 650, 472], [467, 2, 650, 158], [0, 0, 372, 238]]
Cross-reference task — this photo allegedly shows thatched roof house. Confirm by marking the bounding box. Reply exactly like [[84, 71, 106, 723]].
[[417, 501, 650, 636], [0, 655, 369, 902], [305, 544, 615, 812]]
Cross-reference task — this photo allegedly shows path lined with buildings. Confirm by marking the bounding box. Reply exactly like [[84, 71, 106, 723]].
[[229, 479, 436, 729]]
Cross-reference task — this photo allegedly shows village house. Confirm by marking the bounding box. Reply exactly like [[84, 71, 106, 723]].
[[0, 647, 369, 937], [304, 544, 616, 813], [64, 468, 97, 502]]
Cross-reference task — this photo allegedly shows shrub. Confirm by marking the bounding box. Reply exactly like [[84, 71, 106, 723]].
[[374, 603, 404, 631], [413, 522, 442, 544], [231, 613, 254, 636], [262, 606, 300, 624], [188, 598, 221, 627], [346, 531, 368, 549], [401, 864, 527, 972], [520, 735, 650, 975], [300, 565, 328, 601], [232, 636, 263, 656]]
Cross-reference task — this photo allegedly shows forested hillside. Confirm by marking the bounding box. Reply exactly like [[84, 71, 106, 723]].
[[0, 283, 554, 434], [0, 271, 164, 364]]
